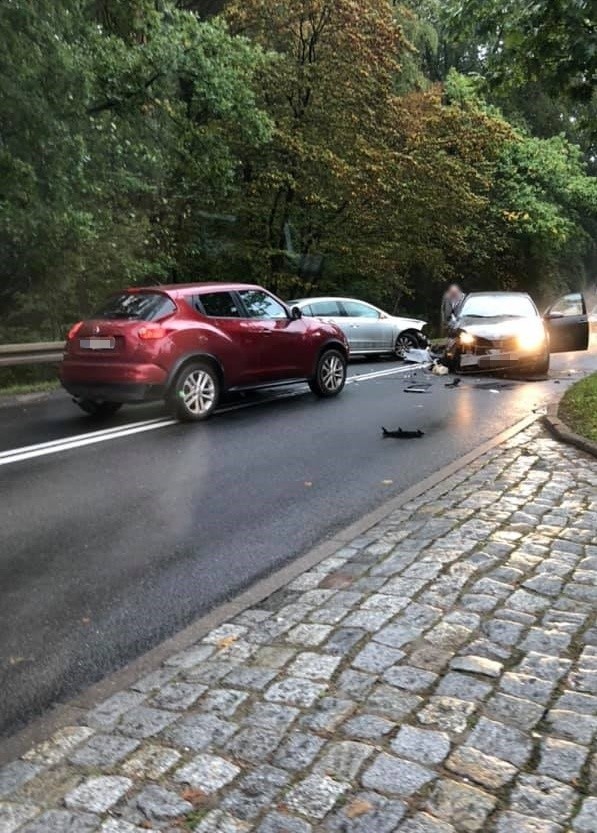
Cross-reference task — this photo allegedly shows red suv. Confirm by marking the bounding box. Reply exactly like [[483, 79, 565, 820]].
[[60, 283, 349, 421]]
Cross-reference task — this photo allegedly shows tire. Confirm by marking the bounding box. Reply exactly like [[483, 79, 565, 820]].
[[446, 353, 459, 373], [308, 349, 347, 397], [394, 331, 420, 359], [75, 399, 122, 418], [168, 361, 220, 422], [528, 353, 550, 376]]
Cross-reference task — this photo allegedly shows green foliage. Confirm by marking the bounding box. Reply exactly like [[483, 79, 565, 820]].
[[0, 0, 269, 338], [392, 3, 439, 92], [435, 0, 596, 161], [441, 69, 597, 299], [0, 0, 595, 339], [222, 0, 413, 299], [443, 0, 596, 103]]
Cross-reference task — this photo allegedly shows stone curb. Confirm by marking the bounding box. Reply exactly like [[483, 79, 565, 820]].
[[0, 412, 539, 767], [542, 402, 597, 459]]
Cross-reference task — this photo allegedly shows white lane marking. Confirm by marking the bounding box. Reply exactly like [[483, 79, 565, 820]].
[[349, 365, 419, 383], [0, 364, 424, 467], [0, 419, 179, 466], [0, 417, 169, 460]]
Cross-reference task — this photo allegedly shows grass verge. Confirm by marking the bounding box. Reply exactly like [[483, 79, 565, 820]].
[[0, 380, 59, 398], [558, 372, 597, 443]]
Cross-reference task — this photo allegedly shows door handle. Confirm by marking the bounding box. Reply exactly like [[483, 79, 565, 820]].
[[257, 328, 272, 334]]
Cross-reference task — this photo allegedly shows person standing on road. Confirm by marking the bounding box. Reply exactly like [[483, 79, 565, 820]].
[[441, 283, 465, 334]]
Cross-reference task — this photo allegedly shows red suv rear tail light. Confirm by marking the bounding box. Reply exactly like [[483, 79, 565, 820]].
[[138, 324, 168, 340], [67, 321, 83, 340]]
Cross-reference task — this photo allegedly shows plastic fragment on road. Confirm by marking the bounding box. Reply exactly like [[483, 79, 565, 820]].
[[402, 347, 434, 364], [381, 427, 425, 438], [445, 378, 461, 388], [474, 381, 517, 390], [431, 362, 449, 376], [403, 383, 431, 393]]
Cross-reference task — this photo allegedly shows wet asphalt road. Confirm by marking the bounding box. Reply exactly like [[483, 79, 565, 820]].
[[0, 349, 595, 738]]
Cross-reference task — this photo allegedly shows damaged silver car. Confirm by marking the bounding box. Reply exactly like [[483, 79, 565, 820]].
[[445, 291, 589, 374], [289, 296, 427, 358]]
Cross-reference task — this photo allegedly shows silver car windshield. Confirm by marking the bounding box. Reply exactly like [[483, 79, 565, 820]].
[[460, 295, 536, 319]]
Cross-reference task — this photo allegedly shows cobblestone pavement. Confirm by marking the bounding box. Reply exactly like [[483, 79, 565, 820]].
[[1, 423, 596, 833]]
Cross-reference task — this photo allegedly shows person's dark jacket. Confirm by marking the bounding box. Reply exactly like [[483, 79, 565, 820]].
[[441, 291, 464, 333]]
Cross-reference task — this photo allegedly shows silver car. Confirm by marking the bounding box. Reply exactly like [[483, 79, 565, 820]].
[[289, 296, 427, 357]]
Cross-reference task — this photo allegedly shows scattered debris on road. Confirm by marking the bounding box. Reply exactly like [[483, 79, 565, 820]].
[[445, 378, 461, 388], [402, 347, 434, 364], [381, 426, 425, 438], [403, 383, 432, 393]]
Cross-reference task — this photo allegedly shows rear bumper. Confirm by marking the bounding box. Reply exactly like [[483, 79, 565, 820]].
[[59, 359, 167, 402], [60, 381, 164, 402]]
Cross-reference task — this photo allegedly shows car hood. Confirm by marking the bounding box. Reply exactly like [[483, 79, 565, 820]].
[[457, 317, 541, 339], [391, 316, 427, 330]]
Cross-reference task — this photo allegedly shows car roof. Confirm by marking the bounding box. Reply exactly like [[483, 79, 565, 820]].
[[463, 291, 532, 298], [130, 282, 265, 297], [293, 296, 376, 305]]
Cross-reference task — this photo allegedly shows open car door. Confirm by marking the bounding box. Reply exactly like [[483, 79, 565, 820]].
[[544, 292, 589, 353]]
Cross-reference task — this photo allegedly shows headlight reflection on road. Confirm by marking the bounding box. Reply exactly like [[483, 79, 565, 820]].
[[453, 383, 474, 430], [453, 374, 548, 431]]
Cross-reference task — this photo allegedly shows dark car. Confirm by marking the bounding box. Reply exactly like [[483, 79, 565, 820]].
[[445, 291, 589, 374], [60, 283, 349, 421]]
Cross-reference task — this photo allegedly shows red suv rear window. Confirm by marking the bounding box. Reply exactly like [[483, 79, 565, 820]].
[[94, 292, 176, 321]]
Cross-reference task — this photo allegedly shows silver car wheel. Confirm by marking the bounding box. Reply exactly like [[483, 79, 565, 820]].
[[394, 332, 418, 358], [320, 354, 345, 391], [181, 369, 217, 415]]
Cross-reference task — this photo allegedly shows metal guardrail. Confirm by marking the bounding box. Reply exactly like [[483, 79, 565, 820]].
[[0, 342, 65, 368]]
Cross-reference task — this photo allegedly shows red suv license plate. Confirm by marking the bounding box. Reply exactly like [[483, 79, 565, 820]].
[[80, 337, 115, 350]]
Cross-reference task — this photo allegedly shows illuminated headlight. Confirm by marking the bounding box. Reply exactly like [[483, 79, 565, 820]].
[[517, 328, 546, 352], [459, 332, 475, 346]]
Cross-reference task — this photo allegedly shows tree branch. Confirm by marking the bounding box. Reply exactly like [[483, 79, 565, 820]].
[[87, 70, 162, 114]]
